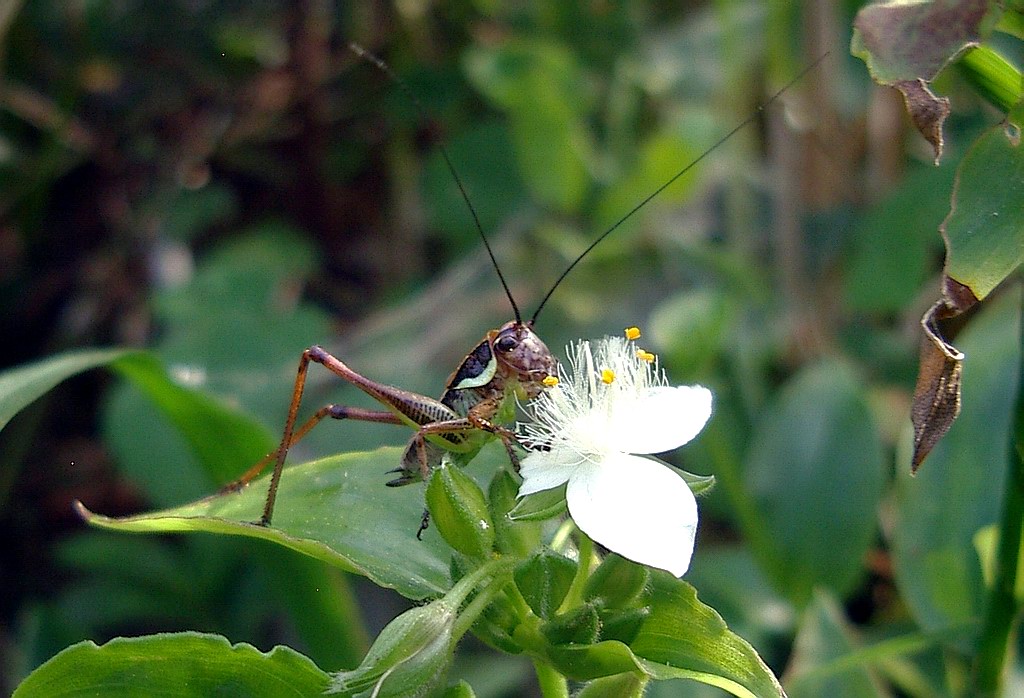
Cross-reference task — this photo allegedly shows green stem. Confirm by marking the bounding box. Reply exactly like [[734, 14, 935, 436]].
[[450, 558, 516, 639], [558, 530, 595, 613], [533, 657, 570, 698], [972, 290, 1024, 695]]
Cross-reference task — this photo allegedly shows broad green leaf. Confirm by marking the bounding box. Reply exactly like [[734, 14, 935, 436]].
[[785, 591, 886, 698], [0, 348, 138, 433], [13, 633, 328, 697], [111, 352, 275, 485], [77, 447, 457, 599], [844, 164, 953, 313], [464, 40, 592, 212], [530, 574, 787, 697], [893, 290, 1021, 642], [629, 573, 786, 698], [942, 122, 1024, 300], [745, 360, 885, 605]]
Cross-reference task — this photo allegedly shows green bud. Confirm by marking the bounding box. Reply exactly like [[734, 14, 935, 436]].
[[597, 606, 649, 645], [541, 603, 601, 646], [489, 470, 541, 556], [327, 598, 455, 697], [514, 550, 577, 620], [583, 554, 650, 610], [425, 463, 494, 559]]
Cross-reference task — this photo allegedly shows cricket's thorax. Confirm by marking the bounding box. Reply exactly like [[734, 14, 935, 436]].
[[390, 321, 556, 486], [441, 321, 556, 418]]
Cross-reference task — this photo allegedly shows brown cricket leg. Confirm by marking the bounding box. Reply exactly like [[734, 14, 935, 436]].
[[256, 346, 409, 526], [222, 404, 403, 494]]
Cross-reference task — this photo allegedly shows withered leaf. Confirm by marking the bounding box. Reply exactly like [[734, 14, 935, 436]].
[[911, 298, 970, 472]]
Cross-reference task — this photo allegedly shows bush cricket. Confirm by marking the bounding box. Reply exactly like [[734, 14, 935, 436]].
[[227, 44, 825, 533]]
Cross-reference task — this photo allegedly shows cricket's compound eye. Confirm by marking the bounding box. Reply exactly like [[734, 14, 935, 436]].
[[495, 332, 519, 353]]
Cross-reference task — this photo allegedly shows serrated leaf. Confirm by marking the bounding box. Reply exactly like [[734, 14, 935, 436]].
[[13, 633, 328, 697]]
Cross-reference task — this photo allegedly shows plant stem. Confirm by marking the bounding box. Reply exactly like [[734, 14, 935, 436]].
[[533, 657, 569, 698], [972, 291, 1024, 695]]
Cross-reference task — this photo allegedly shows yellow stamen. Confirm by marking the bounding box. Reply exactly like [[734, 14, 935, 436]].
[[625, 326, 641, 340], [636, 349, 655, 362], [601, 368, 616, 384], [542, 375, 559, 387]]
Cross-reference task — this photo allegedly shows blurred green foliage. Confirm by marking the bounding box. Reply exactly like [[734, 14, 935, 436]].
[[1, 0, 1022, 696]]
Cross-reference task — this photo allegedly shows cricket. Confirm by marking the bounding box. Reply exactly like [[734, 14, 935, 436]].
[[226, 44, 825, 532]]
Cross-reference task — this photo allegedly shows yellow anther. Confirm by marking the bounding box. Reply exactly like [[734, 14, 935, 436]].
[[625, 326, 641, 340], [601, 368, 616, 384], [542, 375, 560, 387], [636, 349, 655, 362]]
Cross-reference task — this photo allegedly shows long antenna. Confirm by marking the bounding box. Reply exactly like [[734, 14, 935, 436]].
[[349, 43, 522, 323], [529, 51, 831, 325]]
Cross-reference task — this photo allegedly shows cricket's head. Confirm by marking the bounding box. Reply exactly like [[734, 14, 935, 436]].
[[490, 320, 557, 397]]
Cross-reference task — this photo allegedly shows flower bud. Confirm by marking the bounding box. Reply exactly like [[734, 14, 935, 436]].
[[425, 463, 494, 559], [327, 598, 455, 696]]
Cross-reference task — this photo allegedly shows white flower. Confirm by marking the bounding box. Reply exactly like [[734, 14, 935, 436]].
[[517, 331, 713, 577]]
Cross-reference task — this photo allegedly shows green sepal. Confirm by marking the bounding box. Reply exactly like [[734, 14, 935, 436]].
[[541, 603, 601, 646], [584, 554, 650, 610], [425, 463, 494, 560], [508, 484, 568, 521], [514, 550, 578, 620], [678, 468, 716, 496], [489, 469, 541, 556]]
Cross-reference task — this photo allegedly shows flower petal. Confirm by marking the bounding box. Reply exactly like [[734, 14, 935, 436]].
[[517, 447, 583, 497], [565, 452, 698, 576], [607, 385, 712, 454]]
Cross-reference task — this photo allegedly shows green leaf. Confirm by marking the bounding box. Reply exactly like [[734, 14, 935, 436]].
[[942, 122, 1024, 300], [892, 290, 1021, 643], [13, 633, 329, 697], [111, 352, 275, 485], [844, 164, 953, 313], [463, 40, 592, 212], [785, 592, 885, 698], [745, 360, 885, 605], [534, 574, 783, 696], [629, 574, 786, 698], [77, 447, 454, 600], [0, 348, 138, 433]]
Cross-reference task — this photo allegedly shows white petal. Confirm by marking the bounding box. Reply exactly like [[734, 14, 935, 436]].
[[517, 447, 584, 497], [608, 385, 712, 454], [565, 452, 698, 576]]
